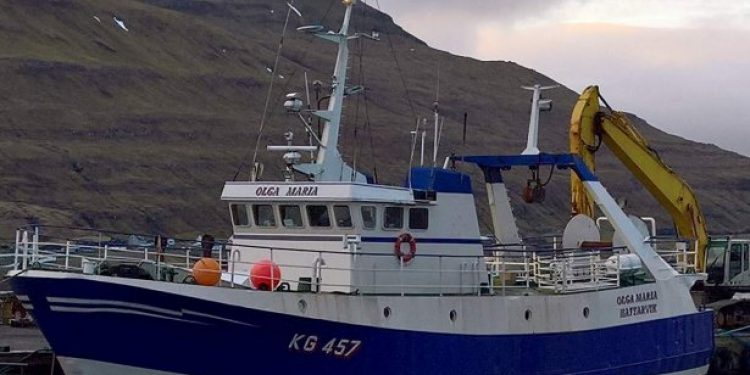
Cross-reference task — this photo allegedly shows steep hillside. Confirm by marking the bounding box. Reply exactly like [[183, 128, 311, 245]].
[[0, 0, 749, 239]]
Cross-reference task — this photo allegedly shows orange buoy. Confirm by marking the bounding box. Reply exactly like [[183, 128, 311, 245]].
[[192, 257, 221, 286], [250, 259, 282, 291]]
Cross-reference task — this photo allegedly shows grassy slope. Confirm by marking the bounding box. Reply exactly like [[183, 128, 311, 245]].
[[0, 0, 749, 239]]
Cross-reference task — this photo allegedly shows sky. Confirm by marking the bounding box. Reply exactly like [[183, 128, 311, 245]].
[[375, 0, 750, 156]]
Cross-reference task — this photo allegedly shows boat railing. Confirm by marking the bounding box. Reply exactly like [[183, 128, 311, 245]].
[[484, 243, 624, 293], [495, 233, 698, 276], [10, 227, 659, 295], [0, 251, 15, 270], [647, 237, 696, 273], [533, 249, 621, 292]]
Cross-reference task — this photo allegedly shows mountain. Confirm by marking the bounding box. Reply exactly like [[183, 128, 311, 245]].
[[1, 0, 749, 240]]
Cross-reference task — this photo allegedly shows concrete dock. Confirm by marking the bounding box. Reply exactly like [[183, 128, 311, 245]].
[[0, 325, 49, 351]]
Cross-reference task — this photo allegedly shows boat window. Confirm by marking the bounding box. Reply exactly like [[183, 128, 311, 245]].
[[252, 204, 276, 227], [729, 243, 743, 280], [706, 244, 726, 284], [409, 208, 429, 230], [307, 205, 331, 227], [745, 243, 750, 271], [383, 207, 403, 230], [333, 205, 353, 228], [280, 205, 303, 228], [230, 203, 250, 226], [361, 206, 376, 230]]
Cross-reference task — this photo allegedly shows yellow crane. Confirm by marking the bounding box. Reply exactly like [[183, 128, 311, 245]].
[[569, 85, 709, 271]]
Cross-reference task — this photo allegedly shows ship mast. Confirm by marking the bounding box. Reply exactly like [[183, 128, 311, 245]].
[[293, 0, 374, 183], [521, 84, 558, 155]]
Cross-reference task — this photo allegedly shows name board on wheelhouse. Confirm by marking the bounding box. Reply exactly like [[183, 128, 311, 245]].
[[255, 186, 319, 197]]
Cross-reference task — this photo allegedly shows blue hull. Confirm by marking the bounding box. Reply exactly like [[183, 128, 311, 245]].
[[13, 276, 713, 375]]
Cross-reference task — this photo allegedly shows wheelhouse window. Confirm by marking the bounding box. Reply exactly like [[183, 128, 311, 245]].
[[361, 206, 376, 230], [280, 205, 303, 228], [409, 208, 429, 230], [253, 204, 276, 227], [230, 203, 249, 226], [383, 207, 403, 230], [307, 205, 331, 227], [334, 205, 353, 228]]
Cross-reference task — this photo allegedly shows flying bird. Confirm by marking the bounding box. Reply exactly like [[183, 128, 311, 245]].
[[113, 16, 128, 32]]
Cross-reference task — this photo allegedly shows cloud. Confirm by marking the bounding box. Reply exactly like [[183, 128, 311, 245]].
[[374, 0, 563, 24], [559, 0, 750, 29], [473, 23, 750, 153], [374, 0, 566, 56], [373, 0, 750, 155], [376, 0, 750, 29]]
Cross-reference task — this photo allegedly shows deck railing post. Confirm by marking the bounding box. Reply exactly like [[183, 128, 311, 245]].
[[477, 258, 481, 296], [270, 248, 275, 292], [524, 250, 530, 289], [501, 257, 506, 296], [21, 231, 29, 270], [438, 256, 443, 296], [616, 254, 621, 287], [399, 256, 404, 297], [104, 244, 109, 261], [156, 243, 161, 281], [13, 229, 20, 271], [347, 237, 359, 292], [314, 251, 324, 293], [230, 249, 240, 288], [32, 226, 39, 264], [589, 253, 599, 290], [185, 249, 191, 268], [219, 242, 225, 271], [65, 241, 71, 270]]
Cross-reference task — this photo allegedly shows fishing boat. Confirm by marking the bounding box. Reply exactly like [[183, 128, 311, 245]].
[[7, 1, 712, 374]]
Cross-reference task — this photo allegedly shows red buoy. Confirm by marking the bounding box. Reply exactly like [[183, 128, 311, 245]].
[[250, 259, 282, 291]]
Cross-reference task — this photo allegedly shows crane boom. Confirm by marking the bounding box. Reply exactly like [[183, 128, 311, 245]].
[[569, 85, 709, 271]]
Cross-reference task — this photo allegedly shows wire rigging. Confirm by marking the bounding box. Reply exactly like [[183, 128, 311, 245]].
[[232, 0, 338, 181], [352, 0, 379, 183], [362, 1, 380, 183], [350, 40, 363, 181], [373, 0, 418, 121], [247, 2, 296, 181]]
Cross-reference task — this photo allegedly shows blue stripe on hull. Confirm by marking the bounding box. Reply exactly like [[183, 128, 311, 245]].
[[361, 236, 481, 244], [13, 276, 713, 375]]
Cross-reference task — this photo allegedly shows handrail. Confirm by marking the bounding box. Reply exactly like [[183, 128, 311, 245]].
[[11, 227, 700, 296]]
